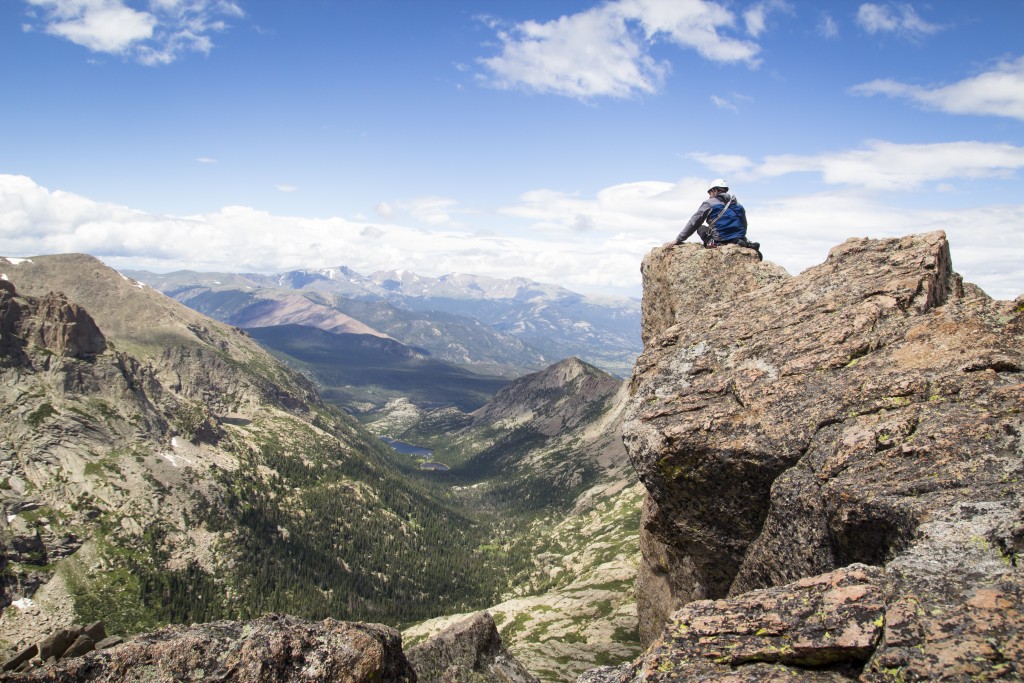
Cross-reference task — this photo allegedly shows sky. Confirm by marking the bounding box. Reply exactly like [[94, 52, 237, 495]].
[[1, 0, 1023, 301]]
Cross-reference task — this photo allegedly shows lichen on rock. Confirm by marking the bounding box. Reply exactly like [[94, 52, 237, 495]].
[[618, 233, 1023, 681]]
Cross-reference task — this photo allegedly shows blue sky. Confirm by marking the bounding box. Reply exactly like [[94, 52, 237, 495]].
[[1, 0, 1023, 300]]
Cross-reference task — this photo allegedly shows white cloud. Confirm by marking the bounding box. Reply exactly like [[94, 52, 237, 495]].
[[851, 56, 1024, 121], [26, 0, 155, 53], [195, 157, 217, 164], [856, 3, 941, 38], [276, 184, 298, 193], [710, 92, 752, 112], [817, 13, 838, 39], [402, 196, 462, 226], [744, 0, 792, 38], [21, 0, 243, 64], [478, 0, 761, 99], [688, 152, 755, 177], [711, 95, 737, 112], [498, 180, 692, 235], [478, 5, 668, 99], [1, 174, 1022, 301], [693, 140, 1024, 190]]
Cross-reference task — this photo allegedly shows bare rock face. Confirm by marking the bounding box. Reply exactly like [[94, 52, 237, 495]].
[[0, 614, 414, 682], [638, 242, 788, 346], [407, 611, 539, 683], [620, 565, 887, 681], [620, 233, 1023, 680], [0, 281, 106, 361]]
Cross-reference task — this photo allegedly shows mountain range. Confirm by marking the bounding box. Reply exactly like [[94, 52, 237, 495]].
[[125, 266, 642, 380]]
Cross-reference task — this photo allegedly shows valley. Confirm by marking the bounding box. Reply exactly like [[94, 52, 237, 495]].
[[0, 254, 644, 681]]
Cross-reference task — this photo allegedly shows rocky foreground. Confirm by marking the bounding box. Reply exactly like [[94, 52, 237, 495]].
[[612, 232, 1022, 681], [0, 611, 539, 682]]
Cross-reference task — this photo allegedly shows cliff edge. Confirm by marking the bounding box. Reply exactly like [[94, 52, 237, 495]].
[[613, 235, 1022, 681]]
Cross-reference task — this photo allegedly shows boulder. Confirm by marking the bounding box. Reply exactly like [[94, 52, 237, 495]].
[[619, 232, 1023, 680], [36, 628, 75, 661], [407, 611, 538, 683], [81, 623, 105, 643], [0, 644, 36, 673], [61, 635, 96, 660]]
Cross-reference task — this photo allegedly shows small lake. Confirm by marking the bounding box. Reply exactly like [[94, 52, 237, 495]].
[[380, 438, 450, 471], [381, 437, 433, 457]]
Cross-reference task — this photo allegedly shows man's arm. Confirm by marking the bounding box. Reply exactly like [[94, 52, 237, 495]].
[[675, 202, 711, 244]]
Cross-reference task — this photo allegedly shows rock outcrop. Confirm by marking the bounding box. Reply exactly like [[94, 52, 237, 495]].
[[0, 614, 414, 682], [407, 611, 539, 683], [615, 235, 1022, 680], [0, 280, 106, 361]]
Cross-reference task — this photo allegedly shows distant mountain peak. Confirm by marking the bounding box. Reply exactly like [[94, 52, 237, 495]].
[[472, 356, 621, 436]]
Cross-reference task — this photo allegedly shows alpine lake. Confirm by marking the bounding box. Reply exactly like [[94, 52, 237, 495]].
[[380, 437, 450, 471]]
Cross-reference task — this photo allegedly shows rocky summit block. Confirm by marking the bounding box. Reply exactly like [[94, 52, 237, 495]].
[[0, 280, 106, 361], [619, 233, 1023, 680], [407, 611, 539, 683], [0, 614, 414, 682]]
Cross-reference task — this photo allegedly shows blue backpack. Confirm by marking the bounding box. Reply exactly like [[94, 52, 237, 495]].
[[708, 197, 746, 242]]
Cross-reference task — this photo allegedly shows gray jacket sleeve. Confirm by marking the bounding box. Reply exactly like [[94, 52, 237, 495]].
[[675, 200, 712, 244]]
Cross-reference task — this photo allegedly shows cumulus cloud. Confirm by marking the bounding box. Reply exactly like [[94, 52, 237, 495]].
[[478, 0, 762, 99], [24, 0, 156, 52], [498, 180, 692, 234], [1, 174, 1022, 301], [851, 56, 1024, 121], [0, 174, 689, 297], [692, 140, 1024, 190], [21, 0, 243, 64], [856, 3, 941, 38]]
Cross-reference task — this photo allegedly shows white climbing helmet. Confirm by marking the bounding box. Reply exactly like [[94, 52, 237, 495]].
[[708, 178, 729, 192]]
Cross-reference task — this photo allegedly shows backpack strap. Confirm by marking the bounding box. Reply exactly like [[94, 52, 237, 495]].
[[707, 196, 734, 229]]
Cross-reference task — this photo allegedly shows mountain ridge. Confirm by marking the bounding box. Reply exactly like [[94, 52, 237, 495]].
[[127, 264, 641, 378]]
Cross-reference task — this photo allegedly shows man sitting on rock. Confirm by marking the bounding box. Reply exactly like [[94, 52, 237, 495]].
[[674, 179, 761, 259]]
